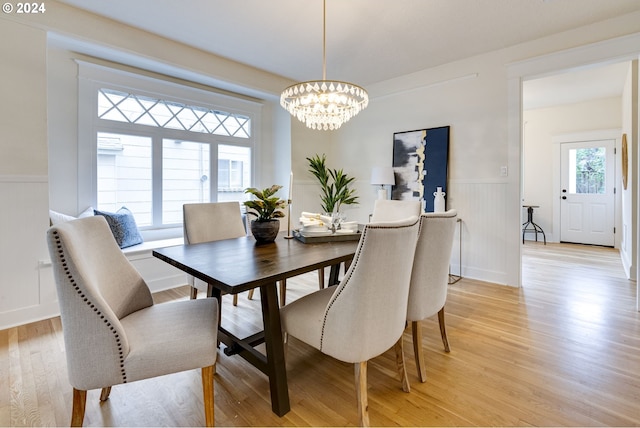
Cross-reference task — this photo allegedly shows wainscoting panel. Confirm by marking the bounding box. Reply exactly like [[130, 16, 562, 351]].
[[447, 180, 509, 285], [295, 178, 511, 285], [0, 176, 52, 329]]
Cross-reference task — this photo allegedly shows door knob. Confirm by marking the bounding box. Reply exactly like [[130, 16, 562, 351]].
[[562, 196, 567, 200]]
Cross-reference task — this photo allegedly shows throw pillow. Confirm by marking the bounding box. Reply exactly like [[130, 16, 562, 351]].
[[93, 207, 144, 249], [49, 206, 94, 225], [49, 210, 75, 225], [78, 206, 95, 219]]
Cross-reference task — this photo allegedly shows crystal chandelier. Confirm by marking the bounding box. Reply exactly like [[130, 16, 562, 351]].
[[280, 0, 369, 131]]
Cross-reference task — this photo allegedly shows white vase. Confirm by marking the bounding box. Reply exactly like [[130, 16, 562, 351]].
[[433, 187, 446, 212]]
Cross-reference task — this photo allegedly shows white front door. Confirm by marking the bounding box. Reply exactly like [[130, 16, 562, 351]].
[[560, 139, 615, 246]]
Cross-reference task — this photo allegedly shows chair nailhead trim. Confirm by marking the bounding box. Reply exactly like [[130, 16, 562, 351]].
[[320, 227, 368, 350], [52, 230, 128, 383], [319, 220, 419, 350]]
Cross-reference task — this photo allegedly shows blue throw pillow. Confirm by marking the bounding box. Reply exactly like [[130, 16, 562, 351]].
[[94, 207, 144, 249]]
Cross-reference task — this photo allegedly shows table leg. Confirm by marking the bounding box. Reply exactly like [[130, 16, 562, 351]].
[[328, 258, 353, 286], [328, 264, 341, 286], [208, 286, 222, 346], [206, 284, 220, 300], [259, 282, 291, 416]]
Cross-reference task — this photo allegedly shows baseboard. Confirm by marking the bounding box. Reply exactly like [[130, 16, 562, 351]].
[[0, 301, 61, 331]]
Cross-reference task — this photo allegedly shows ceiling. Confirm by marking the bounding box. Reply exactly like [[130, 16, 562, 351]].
[[523, 61, 631, 110], [58, 0, 640, 107]]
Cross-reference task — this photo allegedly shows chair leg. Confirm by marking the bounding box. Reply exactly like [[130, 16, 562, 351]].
[[279, 279, 287, 307], [247, 289, 255, 300], [71, 388, 86, 427], [354, 361, 370, 427], [202, 365, 215, 427], [393, 337, 410, 393], [438, 307, 451, 352], [317, 268, 325, 289], [411, 321, 427, 383], [99, 386, 111, 401], [190, 286, 198, 300], [232, 294, 238, 306]]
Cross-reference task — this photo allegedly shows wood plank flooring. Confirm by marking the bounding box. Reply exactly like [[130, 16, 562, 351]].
[[1, 242, 638, 426]]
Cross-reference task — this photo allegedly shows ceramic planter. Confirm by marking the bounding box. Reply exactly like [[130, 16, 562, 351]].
[[250, 219, 280, 243]]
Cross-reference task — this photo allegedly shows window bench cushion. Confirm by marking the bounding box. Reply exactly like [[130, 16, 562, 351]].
[[121, 237, 184, 257]]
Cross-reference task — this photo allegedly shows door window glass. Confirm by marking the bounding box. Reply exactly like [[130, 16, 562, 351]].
[[568, 147, 605, 194]]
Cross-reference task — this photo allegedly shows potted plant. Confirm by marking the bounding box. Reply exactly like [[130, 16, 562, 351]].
[[244, 185, 287, 243], [307, 154, 359, 213]]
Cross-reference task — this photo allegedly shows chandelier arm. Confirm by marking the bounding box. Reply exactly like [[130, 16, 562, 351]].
[[322, 0, 326, 81]]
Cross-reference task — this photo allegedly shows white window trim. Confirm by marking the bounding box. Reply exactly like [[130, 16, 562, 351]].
[[77, 60, 262, 233]]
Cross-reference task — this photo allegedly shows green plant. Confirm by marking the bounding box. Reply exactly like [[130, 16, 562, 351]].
[[244, 185, 287, 222], [307, 154, 359, 213]]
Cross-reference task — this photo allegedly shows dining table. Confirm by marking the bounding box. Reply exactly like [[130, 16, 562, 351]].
[[152, 232, 358, 416]]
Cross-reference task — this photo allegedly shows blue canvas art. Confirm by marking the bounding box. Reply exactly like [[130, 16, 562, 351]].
[[391, 126, 450, 212]]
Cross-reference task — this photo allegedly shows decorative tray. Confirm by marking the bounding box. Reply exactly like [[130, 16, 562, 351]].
[[292, 227, 362, 243]]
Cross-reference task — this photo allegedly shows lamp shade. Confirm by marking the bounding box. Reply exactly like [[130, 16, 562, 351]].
[[370, 166, 396, 186]]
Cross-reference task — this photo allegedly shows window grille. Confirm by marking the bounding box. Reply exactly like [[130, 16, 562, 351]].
[[98, 88, 251, 138]]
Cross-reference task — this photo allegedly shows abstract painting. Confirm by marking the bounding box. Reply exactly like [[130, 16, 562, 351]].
[[391, 126, 450, 212]]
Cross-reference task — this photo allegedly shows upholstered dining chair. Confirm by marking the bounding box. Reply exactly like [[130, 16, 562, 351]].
[[184, 201, 292, 305], [370, 199, 422, 222], [280, 216, 420, 427], [407, 210, 458, 382], [47, 216, 218, 427], [183, 201, 249, 305], [324, 199, 421, 285]]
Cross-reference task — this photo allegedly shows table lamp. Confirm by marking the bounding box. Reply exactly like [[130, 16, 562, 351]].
[[370, 166, 395, 200]]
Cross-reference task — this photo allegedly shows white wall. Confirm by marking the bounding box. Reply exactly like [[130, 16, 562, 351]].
[[290, 120, 339, 216], [0, 20, 54, 328], [621, 61, 638, 280], [523, 97, 623, 242], [3, 3, 640, 328], [330, 58, 512, 284], [0, 20, 48, 175]]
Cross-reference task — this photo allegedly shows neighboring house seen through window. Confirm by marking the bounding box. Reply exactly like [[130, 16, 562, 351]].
[[78, 62, 258, 230]]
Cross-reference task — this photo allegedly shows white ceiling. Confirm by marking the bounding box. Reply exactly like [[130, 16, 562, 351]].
[[523, 61, 631, 110], [58, 0, 640, 107]]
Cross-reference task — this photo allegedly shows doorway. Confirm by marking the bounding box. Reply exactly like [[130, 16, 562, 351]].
[[521, 61, 629, 243], [509, 36, 639, 313]]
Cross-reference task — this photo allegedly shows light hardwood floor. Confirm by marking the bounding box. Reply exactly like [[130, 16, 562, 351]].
[[1, 242, 639, 426]]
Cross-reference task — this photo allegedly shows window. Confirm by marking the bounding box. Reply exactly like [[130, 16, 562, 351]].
[[568, 147, 606, 194], [162, 139, 211, 225], [218, 144, 251, 193], [97, 132, 153, 225], [79, 62, 260, 230]]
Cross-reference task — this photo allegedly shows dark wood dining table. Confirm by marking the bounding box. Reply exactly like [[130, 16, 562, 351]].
[[152, 232, 358, 416]]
